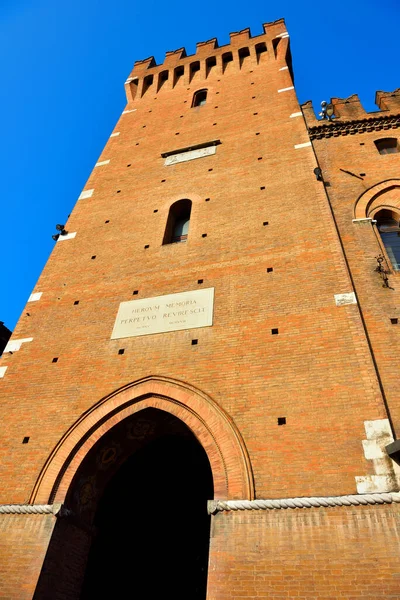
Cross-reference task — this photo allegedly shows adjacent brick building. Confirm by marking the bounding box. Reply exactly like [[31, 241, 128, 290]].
[[1, 18, 400, 599]]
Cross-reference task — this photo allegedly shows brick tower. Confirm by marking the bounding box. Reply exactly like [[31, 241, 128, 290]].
[[1, 18, 400, 599]]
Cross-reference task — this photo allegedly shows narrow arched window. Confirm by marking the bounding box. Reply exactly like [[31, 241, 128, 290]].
[[376, 209, 400, 270], [192, 89, 207, 107], [163, 199, 192, 244], [374, 138, 399, 155]]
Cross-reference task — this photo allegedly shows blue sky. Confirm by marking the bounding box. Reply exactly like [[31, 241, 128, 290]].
[[0, 0, 398, 331]]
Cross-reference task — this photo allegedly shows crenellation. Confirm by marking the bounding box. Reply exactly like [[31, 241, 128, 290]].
[[125, 24, 288, 104], [376, 88, 400, 112]]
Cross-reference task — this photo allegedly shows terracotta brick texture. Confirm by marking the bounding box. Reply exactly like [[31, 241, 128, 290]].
[[1, 17, 400, 599]]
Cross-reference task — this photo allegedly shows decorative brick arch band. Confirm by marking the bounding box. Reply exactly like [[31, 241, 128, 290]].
[[354, 179, 400, 219], [30, 376, 254, 504]]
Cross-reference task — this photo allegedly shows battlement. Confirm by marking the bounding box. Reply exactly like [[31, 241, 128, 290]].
[[302, 89, 400, 129], [124, 19, 291, 103]]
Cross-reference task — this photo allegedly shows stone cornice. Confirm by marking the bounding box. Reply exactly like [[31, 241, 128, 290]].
[[308, 114, 400, 140]]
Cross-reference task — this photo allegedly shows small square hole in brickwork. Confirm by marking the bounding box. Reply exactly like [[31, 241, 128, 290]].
[[205, 198, 210, 202], [253, 113, 258, 116], [144, 244, 150, 249], [184, 100, 187, 103], [74, 300, 80, 305], [258, 157, 263, 161], [91, 256, 96, 260], [260, 186, 265, 190], [360, 173, 366, 176], [133, 290, 139, 295], [127, 164, 131, 167], [252, 96, 256, 99], [208, 169, 213, 172], [180, 115, 183, 118], [191, 339, 198, 345], [202, 233, 207, 238], [391, 318, 398, 324], [153, 209, 158, 213], [267, 267, 273, 273], [198, 279, 204, 284], [117, 190, 121, 193], [213, 123, 217, 126], [263, 221, 269, 226], [360, 143, 365, 146], [256, 132, 260, 136], [216, 92, 220, 95], [105, 220, 110, 223], [214, 106, 218, 109], [52, 357, 58, 363], [149, 110, 152, 113], [161, 179, 166, 182], [277, 417, 286, 426], [22, 437, 30, 444], [175, 132, 180, 135], [136, 143, 139, 146], [271, 328, 279, 335], [142, 125, 146, 128], [251, 82, 254, 85], [118, 349, 125, 355]]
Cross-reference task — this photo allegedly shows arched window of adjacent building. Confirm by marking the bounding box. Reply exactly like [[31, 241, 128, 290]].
[[374, 138, 399, 155], [163, 199, 192, 244], [192, 89, 207, 107], [375, 209, 400, 271]]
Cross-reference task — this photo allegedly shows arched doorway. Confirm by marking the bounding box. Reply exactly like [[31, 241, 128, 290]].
[[35, 408, 214, 599]]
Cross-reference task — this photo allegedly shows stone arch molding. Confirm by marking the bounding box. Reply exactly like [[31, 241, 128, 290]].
[[30, 376, 255, 504], [354, 179, 400, 219]]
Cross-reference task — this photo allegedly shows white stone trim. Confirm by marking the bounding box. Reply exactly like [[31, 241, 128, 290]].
[[95, 160, 110, 167], [290, 112, 302, 118], [79, 189, 94, 200], [275, 32, 289, 38], [28, 292, 42, 302], [0, 503, 71, 517], [208, 491, 400, 514], [165, 145, 217, 166], [334, 292, 357, 306], [57, 232, 76, 241], [122, 109, 137, 114], [4, 338, 33, 353], [279, 66, 289, 71], [294, 141, 312, 149], [278, 86, 294, 93], [352, 218, 373, 224], [356, 419, 400, 494], [110, 132, 120, 137], [0, 367, 8, 378]]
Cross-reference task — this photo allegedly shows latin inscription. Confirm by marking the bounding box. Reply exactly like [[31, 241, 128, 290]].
[[111, 288, 214, 339]]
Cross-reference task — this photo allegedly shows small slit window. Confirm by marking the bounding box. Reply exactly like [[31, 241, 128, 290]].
[[206, 56, 217, 77], [157, 70, 169, 91], [238, 47, 250, 68], [255, 42, 267, 63], [374, 138, 399, 155], [190, 61, 200, 82], [222, 52, 233, 72], [163, 199, 192, 244], [142, 74, 153, 96], [192, 89, 207, 107], [173, 66, 184, 87], [376, 209, 400, 271]]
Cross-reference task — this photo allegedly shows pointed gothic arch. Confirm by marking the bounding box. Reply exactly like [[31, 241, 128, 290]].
[[353, 179, 400, 219], [30, 376, 254, 505]]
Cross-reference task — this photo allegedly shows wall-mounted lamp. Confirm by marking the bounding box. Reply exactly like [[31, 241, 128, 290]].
[[314, 167, 323, 181], [52, 224, 68, 241], [319, 101, 335, 121]]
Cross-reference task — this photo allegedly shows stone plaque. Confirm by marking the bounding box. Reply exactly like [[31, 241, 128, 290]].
[[334, 292, 357, 306], [111, 288, 214, 339], [164, 145, 216, 166]]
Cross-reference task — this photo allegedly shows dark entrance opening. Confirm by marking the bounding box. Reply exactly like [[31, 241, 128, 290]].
[[80, 410, 213, 600]]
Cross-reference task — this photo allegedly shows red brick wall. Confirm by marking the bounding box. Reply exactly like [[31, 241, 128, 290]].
[[0, 514, 55, 600], [208, 505, 400, 599]]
